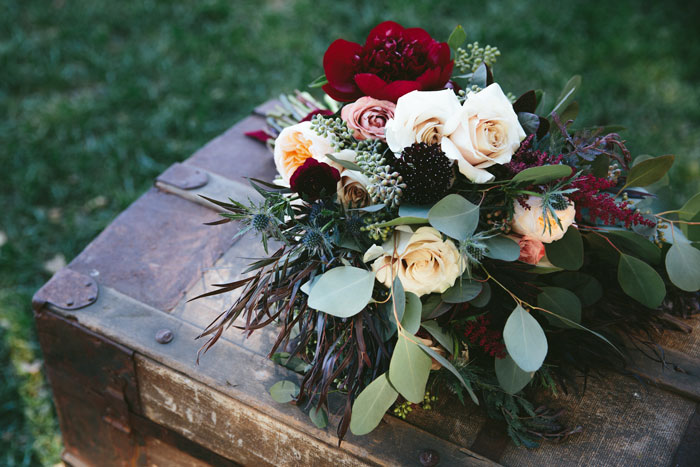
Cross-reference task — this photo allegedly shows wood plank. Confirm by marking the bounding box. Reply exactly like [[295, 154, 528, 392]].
[[45, 283, 495, 467]]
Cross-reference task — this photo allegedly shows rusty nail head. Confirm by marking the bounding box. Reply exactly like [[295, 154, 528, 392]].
[[66, 300, 74, 306], [419, 449, 440, 467], [88, 296, 96, 302], [85, 281, 92, 287], [155, 328, 174, 344]]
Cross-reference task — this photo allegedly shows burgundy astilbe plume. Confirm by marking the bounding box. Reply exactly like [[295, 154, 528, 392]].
[[504, 135, 564, 175], [568, 174, 654, 227], [463, 315, 507, 359]]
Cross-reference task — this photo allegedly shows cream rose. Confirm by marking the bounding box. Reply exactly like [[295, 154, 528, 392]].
[[384, 89, 462, 153], [511, 196, 577, 243], [371, 226, 463, 297], [341, 97, 396, 141], [337, 170, 371, 208], [442, 83, 526, 183], [273, 121, 333, 184]]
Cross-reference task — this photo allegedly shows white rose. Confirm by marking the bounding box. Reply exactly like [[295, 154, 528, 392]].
[[337, 170, 371, 208], [511, 195, 577, 243], [273, 121, 334, 184], [442, 83, 526, 183], [384, 89, 462, 153], [371, 226, 463, 297]]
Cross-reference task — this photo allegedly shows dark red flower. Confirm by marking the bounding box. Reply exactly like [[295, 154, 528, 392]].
[[290, 158, 341, 201], [300, 109, 334, 122], [322, 21, 454, 103]]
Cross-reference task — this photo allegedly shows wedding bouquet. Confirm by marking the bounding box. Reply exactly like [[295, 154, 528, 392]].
[[196, 21, 700, 446]]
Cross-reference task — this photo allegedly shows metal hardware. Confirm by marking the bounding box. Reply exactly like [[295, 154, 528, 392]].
[[156, 162, 209, 190], [32, 268, 99, 311]]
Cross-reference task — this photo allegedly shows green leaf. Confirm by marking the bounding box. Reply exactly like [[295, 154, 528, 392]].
[[428, 194, 479, 241], [537, 287, 582, 328], [469, 281, 492, 307], [559, 101, 579, 124], [545, 227, 583, 270], [421, 320, 455, 355], [269, 380, 299, 403], [308, 74, 329, 88], [503, 305, 548, 372], [399, 204, 431, 219], [510, 164, 572, 185], [350, 373, 398, 436], [679, 192, 700, 241], [270, 353, 310, 373], [551, 272, 602, 307], [442, 278, 482, 303], [617, 254, 666, 308], [665, 242, 700, 292], [389, 333, 432, 403], [495, 354, 534, 394], [309, 406, 328, 429], [591, 154, 610, 178], [550, 75, 581, 118], [605, 230, 662, 265], [517, 112, 540, 135], [307, 266, 376, 318], [401, 292, 422, 334], [447, 25, 467, 50], [421, 294, 443, 319], [373, 216, 429, 228], [392, 276, 406, 323], [471, 62, 488, 88], [417, 342, 478, 405], [324, 153, 362, 171], [483, 235, 521, 261], [620, 155, 675, 191]]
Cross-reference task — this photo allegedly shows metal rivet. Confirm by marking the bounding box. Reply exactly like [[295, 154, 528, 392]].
[[66, 300, 74, 306], [419, 449, 440, 467], [88, 296, 96, 302], [155, 329, 174, 344], [85, 281, 92, 287]]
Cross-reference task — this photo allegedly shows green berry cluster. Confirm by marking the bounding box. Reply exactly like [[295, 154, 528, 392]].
[[367, 166, 407, 209], [455, 42, 501, 74], [310, 114, 354, 150], [361, 213, 393, 242]]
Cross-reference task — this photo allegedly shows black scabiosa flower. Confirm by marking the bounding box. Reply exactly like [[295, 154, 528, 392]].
[[390, 142, 455, 204]]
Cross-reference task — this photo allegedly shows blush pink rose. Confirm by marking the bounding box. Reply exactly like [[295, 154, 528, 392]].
[[341, 96, 396, 141], [517, 236, 546, 265]]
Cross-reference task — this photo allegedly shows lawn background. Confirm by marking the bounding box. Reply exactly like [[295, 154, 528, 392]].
[[1, 1, 699, 464]]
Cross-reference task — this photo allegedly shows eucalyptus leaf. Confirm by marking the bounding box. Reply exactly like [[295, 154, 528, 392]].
[[421, 294, 443, 319], [469, 281, 492, 307], [679, 192, 700, 241], [389, 333, 432, 403], [417, 342, 478, 405], [665, 242, 700, 292], [269, 380, 299, 403], [324, 153, 362, 171], [392, 276, 406, 323], [483, 236, 521, 261], [495, 354, 534, 394], [421, 320, 455, 355], [350, 203, 386, 213], [401, 292, 422, 334], [517, 112, 540, 135], [309, 406, 328, 429], [350, 373, 398, 436], [617, 254, 666, 308], [374, 216, 429, 228], [270, 353, 310, 373], [471, 62, 488, 88], [550, 75, 581, 118], [537, 287, 582, 328], [428, 194, 480, 241], [307, 266, 376, 318], [605, 230, 662, 265], [551, 272, 603, 307], [503, 305, 548, 372], [545, 227, 583, 270], [510, 164, 572, 185], [442, 278, 482, 303], [447, 25, 467, 50], [399, 204, 431, 219], [620, 155, 675, 190]]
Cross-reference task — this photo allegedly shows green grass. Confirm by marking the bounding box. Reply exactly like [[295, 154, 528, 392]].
[[1, 1, 699, 464]]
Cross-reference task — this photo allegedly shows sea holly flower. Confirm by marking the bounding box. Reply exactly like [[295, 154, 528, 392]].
[[322, 21, 454, 102], [289, 158, 340, 201]]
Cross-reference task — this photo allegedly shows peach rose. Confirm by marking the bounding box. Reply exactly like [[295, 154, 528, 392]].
[[273, 121, 333, 184], [341, 97, 396, 141], [516, 236, 546, 265], [511, 195, 577, 243]]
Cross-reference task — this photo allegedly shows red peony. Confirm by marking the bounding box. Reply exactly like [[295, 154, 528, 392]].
[[289, 158, 341, 201], [322, 21, 454, 103]]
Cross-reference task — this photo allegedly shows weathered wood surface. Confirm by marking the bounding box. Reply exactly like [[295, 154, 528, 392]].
[[34, 101, 700, 466]]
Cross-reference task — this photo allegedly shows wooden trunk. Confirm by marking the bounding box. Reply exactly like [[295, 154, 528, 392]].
[[33, 102, 700, 467]]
